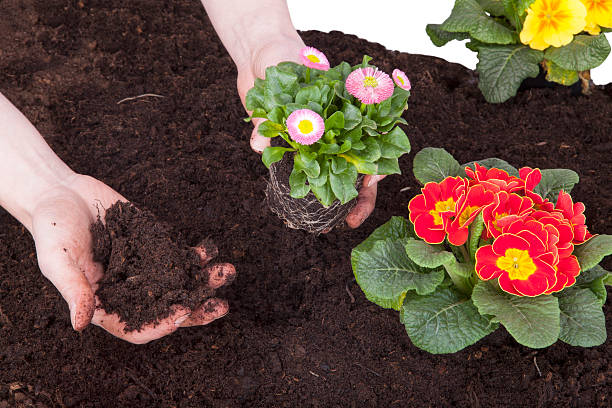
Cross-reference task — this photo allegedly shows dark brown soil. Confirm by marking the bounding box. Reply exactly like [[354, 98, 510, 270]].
[[91, 202, 213, 331], [0, 1, 610, 407]]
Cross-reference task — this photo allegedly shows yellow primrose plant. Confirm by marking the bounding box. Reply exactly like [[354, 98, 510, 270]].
[[427, 0, 612, 103]]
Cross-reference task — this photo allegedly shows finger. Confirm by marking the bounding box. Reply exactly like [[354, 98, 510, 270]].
[[204, 263, 236, 289], [179, 298, 229, 328], [91, 304, 190, 344], [366, 174, 387, 187], [192, 239, 218, 265], [37, 249, 96, 331], [250, 118, 271, 154], [346, 179, 378, 229]]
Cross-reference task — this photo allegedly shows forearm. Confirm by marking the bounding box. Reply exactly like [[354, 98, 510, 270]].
[[200, 0, 303, 68], [0, 93, 74, 230]]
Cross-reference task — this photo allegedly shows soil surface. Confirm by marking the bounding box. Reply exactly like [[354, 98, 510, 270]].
[[0, 1, 610, 407], [91, 202, 214, 331]]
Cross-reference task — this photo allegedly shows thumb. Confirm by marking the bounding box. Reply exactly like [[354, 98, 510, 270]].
[[251, 118, 271, 154], [37, 249, 96, 331]]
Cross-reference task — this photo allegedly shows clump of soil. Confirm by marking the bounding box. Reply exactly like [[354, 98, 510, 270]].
[[91, 202, 212, 331], [266, 154, 364, 234]]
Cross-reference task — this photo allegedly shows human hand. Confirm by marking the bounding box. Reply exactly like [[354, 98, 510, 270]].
[[30, 174, 234, 343]]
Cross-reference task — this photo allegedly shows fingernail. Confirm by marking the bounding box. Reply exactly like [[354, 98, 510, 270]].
[[174, 314, 190, 326], [69, 300, 77, 329]]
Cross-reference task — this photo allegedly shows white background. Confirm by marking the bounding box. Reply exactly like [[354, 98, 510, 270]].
[[287, 0, 612, 85]]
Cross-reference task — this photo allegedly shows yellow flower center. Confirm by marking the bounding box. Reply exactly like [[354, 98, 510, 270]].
[[298, 119, 313, 134], [306, 54, 320, 63], [396, 76, 405, 85], [493, 212, 509, 231], [429, 198, 456, 226], [363, 76, 378, 88], [496, 248, 537, 280], [458, 205, 480, 226]]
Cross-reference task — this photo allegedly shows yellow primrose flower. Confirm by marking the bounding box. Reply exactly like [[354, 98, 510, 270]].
[[520, 0, 587, 50], [580, 0, 612, 34]]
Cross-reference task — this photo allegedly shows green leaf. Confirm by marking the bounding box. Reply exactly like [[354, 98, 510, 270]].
[[556, 287, 606, 347], [354, 217, 410, 254], [476, 45, 543, 103], [472, 281, 560, 348], [413, 147, 462, 184], [378, 127, 411, 159], [310, 182, 334, 207], [330, 156, 348, 174], [257, 121, 284, 138], [479, 0, 506, 15], [404, 238, 456, 268], [468, 213, 485, 261], [250, 108, 268, 119], [342, 102, 362, 130], [441, 0, 515, 44], [340, 152, 378, 175], [294, 152, 320, 178], [461, 157, 519, 177], [307, 101, 324, 116], [245, 87, 264, 111], [308, 159, 330, 187], [318, 143, 341, 155], [575, 265, 609, 306], [262, 146, 291, 168], [325, 111, 345, 130], [295, 85, 322, 105], [400, 287, 498, 354], [264, 66, 299, 96], [544, 60, 579, 86], [545, 34, 611, 71], [289, 168, 310, 198], [426, 24, 470, 47], [502, 0, 533, 29], [574, 235, 612, 272], [263, 88, 293, 111], [329, 166, 358, 204], [267, 106, 285, 124], [352, 238, 446, 310], [375, 158, 401, 175], [532, 168, 579, 203]]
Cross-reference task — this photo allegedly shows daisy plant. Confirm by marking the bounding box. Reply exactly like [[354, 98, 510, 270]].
[[352, 147, 612, 354], [246, 47, 412, 207], [427, 0, 612, 103]]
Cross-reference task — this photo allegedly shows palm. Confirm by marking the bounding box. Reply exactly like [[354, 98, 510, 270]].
[[30, 174, 233, 343]]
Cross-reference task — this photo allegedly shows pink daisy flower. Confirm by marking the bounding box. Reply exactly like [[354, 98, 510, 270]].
[[345, 67, 394, 104], [286, 109, 325, 145], [300, 47, 330, 71], [392, 69, 411, 91]]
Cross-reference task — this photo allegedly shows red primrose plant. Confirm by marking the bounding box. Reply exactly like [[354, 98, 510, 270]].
[[352, 147, 611, 353]]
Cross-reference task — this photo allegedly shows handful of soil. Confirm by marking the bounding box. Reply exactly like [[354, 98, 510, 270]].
[[91, 201, 219, 331]]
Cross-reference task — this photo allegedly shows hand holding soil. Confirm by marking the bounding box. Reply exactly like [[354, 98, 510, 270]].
[[31, 175, 235, 344]]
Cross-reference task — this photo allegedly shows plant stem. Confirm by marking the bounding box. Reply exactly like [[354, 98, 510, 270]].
[[360, 103, 366, 113], [305, 67, 311, 84], [460, 244, 470, 263]]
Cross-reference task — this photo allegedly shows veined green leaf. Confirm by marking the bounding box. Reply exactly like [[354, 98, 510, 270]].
[[574, 235, 612, 272], [556, 287, 606, 347], [426, 24, 470, 47], [413, 147, 462, 184], [545, 34, 611, 71], [532, 168, 579, 203], [441, 0, 516, 44], [289, 168, 310, 198], [262, 146, 292, 168], [404, 239, 456, 268]]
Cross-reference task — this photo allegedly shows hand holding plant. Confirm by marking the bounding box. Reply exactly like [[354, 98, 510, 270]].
[[352, 147, 612, 353]]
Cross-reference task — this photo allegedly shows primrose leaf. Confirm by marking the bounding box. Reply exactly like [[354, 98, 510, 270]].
[[544, 60, 579, 86], [532, 168, 579, 203], [329, 166, 358, 204], [502, 0, 534, 29], [404, 239, 456, 268], [400, 286, 498, 354], [413, 147, 462, 184], [289, 168, 310, 198], [461, 158, 519, 177], [352, 238, 446, 310], [426, 24, 470, 47], [257, 121, 284, 138], [575, 265, 609, 306], [295, 86, 322, 105], [441, 0, 515, 44], [556, 287, 606, 347], [476, 45, 543, 103], [472, 281, 560, 348], [325, 111, 345, 130], [545, 34, 611, 71], [574, 235, 612, 272], [468, 213, 485, 261], [478, 0, 506, 15], [354, 217, 410, 255], [262, 146, 291, 169]]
